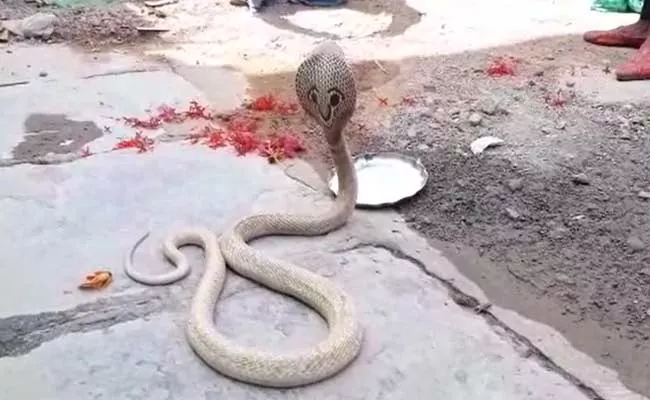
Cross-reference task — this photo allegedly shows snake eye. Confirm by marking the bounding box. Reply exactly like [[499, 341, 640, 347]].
[[329, 93, 340, 107]]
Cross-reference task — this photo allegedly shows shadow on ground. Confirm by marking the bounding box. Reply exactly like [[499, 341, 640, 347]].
[[192, 32, 649, 397], [255, 0, 422, 39]]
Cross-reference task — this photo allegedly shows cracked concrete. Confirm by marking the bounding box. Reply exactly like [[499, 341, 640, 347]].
[[0, 290, 175, 358], [0, 42, 646, 400]]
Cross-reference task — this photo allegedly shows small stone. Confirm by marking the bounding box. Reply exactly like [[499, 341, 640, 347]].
[[396, 140, 410, 148], [20, 12, 57, 39], [416, 144, 430, 151], [571, 173, 590, 185], [627, 236, 645, 252], [548, 226, 570, 240], [0, 28, 8, 43], [555, 273, 575, 285], [154, 9, 167, 18], [38, 71, 47, 77], [565, 80, 575, 88], [505, 207, 522, 220], [480, 99, 498, 115], [638, 190, 650, 200], [506, 178, 523, 192], [622, 104, 634, 112], [639, 267, 650, 276], [533, 69, 544, 77], [454, 370, 468, 384], [541, 127, 552, 135], [468, 112, 482, 126], [556, 120, 567, 130]]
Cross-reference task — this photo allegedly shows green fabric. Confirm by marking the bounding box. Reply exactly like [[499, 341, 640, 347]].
[[629, 0, 644, 12], [591, 0, 643, 12]]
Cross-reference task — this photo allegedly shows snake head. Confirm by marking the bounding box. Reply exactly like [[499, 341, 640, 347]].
[[295, 43, 357, 145]]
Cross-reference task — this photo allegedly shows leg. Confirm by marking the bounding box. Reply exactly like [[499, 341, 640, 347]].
[[615, 1, 650, 80], [583, 1, 650, 48]]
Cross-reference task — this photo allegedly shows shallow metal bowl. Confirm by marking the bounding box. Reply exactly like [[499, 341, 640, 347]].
[[327, 152, 429, 208]]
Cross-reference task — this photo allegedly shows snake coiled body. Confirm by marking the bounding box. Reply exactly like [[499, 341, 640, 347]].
[[124, 42, 363, 387]]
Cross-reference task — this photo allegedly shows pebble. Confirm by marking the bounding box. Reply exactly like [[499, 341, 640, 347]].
[[468, 112, 482, 126], [555, 273, 575, 285], [571, 173, 590, 185], [479, 99, 499, 116], [533, 69, 544, 77], [565, 80, 575, 88], [505, 207, 522, 220], [541, 127, 552, 135], [556, 120, 567, 130], [416, 144, 430, 151], [38, 71, 47, 77], [638, 190, 650, 200], [506, 178, 523, 192], [627, 236, 645, 252], [640, 267, 650, 276], [548, 226, 570, 240]]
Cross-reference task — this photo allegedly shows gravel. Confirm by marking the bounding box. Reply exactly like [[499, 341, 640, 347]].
[[0, 0, 158, 48], [350, 38, 650, 396]]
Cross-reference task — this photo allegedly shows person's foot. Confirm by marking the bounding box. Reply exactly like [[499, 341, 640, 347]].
[[616, 37, 650, 81], [583, 20, 650, 49]]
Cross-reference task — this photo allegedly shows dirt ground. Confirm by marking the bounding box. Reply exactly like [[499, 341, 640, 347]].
[[0, 0, 161, 48], [362, 38, 650, 397], [2, 0, 650, 397]]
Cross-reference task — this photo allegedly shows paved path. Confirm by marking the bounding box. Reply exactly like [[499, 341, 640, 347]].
[[0, 43, 645, 400]]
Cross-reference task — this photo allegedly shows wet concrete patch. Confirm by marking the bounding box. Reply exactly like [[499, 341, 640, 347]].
[[12, 113, 103, 160]]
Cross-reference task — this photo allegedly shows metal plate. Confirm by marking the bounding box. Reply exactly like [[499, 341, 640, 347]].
[[327, 152, 429, 208]]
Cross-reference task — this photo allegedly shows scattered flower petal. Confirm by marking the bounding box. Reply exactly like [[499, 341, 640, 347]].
[[79, 270, 113, 290]]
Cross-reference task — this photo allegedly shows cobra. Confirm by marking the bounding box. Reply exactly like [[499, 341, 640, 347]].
[[124, 41, 363, 388]]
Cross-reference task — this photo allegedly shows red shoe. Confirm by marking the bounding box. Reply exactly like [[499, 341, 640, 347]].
[[616, 40, 650, 81], [584, 22, 649, 49]]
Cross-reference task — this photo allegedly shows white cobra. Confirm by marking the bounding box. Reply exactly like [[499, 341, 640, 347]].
[[124, 41, 363, 388]]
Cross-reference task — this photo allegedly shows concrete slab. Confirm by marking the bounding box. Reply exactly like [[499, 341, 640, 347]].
[[0, 44, 160, 86], [563, 68, 650, 104], [149, 0, 638, 74]]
